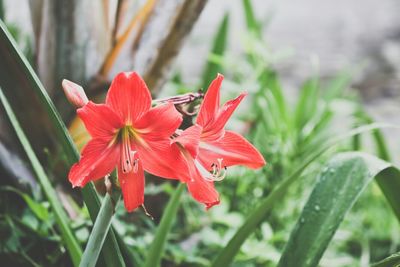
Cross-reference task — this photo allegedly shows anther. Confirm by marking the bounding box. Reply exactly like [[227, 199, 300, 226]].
[[205, 158, 227, 182]]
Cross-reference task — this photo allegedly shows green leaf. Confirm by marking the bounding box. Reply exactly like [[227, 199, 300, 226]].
[[0, 186, 49, 221], [143, 183, 185, 267], [0, 20, 126, 267], [294, 77, 319, 129], [371, 251, 400, 267], [277, 152, 400, 267], [242, 0, 261, 36], [0, 87, 82, 266], [260, 70, 288, 124], [353, 113, 400, 222], [323, 69, 353, 101], [80, 192, 121, 267], [201, 13, 229, 90], [211, 123, 397, 267]]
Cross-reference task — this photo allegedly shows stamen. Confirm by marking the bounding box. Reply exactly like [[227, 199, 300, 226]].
[[201, 158, 228, 182], [133, 158, 139, 173], [141, 204, 154, 220], [121, 131, 137, 174]]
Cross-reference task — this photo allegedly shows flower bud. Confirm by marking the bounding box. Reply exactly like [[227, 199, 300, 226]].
[[62, 79, 89, 108]]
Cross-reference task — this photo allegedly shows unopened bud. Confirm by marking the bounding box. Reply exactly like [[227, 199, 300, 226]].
[[62, 79, 89, 108]]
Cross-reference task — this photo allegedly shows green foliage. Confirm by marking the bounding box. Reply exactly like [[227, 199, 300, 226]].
[[80, 192, 122, 267], [143, 184, 185, 267], [0, 88, 82, 266], [0, 19, 126, 267], [278, 152, 400, 267], [201, 13, 229, 90], [371, 251, 400, 267]]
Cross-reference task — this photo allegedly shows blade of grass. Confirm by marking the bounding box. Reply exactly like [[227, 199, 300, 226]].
[[0, 20, 126, 267], [211, 123, 399, 267], [242, 0, 261, 36], [278, 152, 400, 267], [143, 183, 185, 267], [0, 87, 82, 267], [371, 251, 400, 267], [201, 13, 229, 90], [362, 115, 400, 221], [294, 77, 319, 129], [80, 191, 121, 267]]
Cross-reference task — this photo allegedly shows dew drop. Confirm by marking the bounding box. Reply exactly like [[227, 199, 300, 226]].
[[314, 205, 320, 211]]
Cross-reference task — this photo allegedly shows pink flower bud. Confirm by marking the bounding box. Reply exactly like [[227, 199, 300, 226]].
[[62, 79, 89, 108]]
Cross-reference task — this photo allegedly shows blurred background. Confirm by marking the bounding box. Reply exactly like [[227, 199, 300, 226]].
[[1, 0, 399, 266]]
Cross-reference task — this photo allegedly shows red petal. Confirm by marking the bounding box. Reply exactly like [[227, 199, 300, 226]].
[[201, 92, 247, 142], [69, 138, 119, 187], [106, 72, 151, 124], [172, 124, 202, 158], [185, 160, 220, 209], [173, 146, 220, 209], [135, 102, 182, 140], [136, 139, 185, 180], [197, 74, 223, 127], [77, 101, 123, 139], [118, 164, 145, 212], [198, 131, 266, 169]]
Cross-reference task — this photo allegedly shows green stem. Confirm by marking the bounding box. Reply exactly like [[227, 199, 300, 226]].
[[80, 191, 121, 267], [143, 183, 185, 267], [0, 87, 82, 266]]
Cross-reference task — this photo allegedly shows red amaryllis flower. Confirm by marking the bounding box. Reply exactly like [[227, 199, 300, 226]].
[[173, 74, 266, 209], [69, 72, 184, 212]]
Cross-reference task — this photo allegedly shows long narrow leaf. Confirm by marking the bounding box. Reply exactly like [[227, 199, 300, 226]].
[[371, 251, 400, 267], [211, 123, 398, 267], [356, 113, 400, 220], [0, 20, 126, 267], [143, 183, 185, 267], [242, 0, 261, 36], [201, 13, 229, 90], [0, 87, 82, 266], [80, 192, 121, 267], [277, 152, 400, 267]]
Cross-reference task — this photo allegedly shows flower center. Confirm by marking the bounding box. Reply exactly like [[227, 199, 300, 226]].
[[195, 158, 227, 182], [119, 126, 139, 174]]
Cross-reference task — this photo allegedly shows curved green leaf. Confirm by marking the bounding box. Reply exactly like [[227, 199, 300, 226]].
[[143, 183, 185, 267], [371, 251, 400, 267], [201, 13, 229, 90], [242, 0, 261, 36], [278, 152, 400, 267], [80, 192, 121, 267]]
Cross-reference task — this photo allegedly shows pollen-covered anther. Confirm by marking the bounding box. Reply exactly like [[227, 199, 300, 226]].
[[206, 158, 227, 182]]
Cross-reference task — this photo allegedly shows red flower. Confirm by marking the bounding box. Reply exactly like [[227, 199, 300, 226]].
[[69, 72, 184, 212], [173, 74, 266, 209]]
